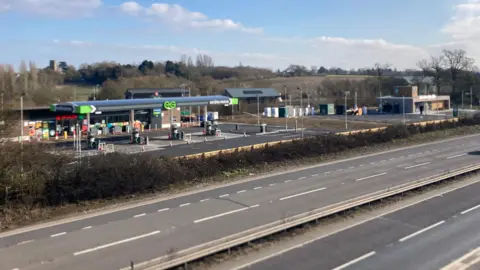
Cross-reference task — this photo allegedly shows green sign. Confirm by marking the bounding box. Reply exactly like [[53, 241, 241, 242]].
[[231, 98, 238, 105], [164, 101, 177, 110]]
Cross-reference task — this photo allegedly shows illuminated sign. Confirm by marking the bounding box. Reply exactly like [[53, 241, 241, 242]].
[[209, 100, 230, 105], [163, 101, 177, 110], [55, 115, 85, 121]]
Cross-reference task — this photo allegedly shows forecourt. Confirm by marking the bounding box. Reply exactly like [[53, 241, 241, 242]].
[[243, 179, 480, 270], [1, 134, 480, 270]]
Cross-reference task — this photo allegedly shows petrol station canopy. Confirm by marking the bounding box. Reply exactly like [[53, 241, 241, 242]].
[[50, 95, 238, 114]]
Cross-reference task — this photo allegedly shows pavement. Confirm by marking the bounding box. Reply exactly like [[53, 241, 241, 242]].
[[242, 179, 480, 270], [2, 134, 480, 270]]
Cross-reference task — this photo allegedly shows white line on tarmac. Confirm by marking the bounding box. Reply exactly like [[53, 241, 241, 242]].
[[269, 183, 276, 186], [331, 251, 376, 270], [405, 162, 430, 169], [356, 172, 387, 182], [324, 171, 331, 174], [133, 213, 146, 218], [461, 204, 480, 215], [200, 198, 210, 202], [73, 231, 161, 256], [82, 226, 92, 230], [219, 194, 229, 198], [298, 176, 306, 180], [398, 220, 445, 242], [194, 205, 259, 223], [17, 240, 34, 245], [179, 203, 191, 207], [279, 188, 326, 201], [446, 153, 467, 159], [50, 232, 66, 238], [157, 208, 169, 212], [312, 174, 319, 177], [253, 187, 262, 190], [285, 180, 292, 183], [237, 190, 247, 194]]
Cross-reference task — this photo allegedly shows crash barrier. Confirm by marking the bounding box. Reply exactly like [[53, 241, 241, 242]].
[[126, 163, 480, 270], [176, 118, 458, 160]]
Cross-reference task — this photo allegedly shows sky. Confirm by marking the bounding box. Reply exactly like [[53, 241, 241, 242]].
[[0, 0, 479, 70]]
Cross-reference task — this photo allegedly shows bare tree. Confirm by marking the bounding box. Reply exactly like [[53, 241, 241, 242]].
[[19, 60, 28, 94], [187, 56, 194, 67], [373, 62, 390, 112], [417, 56, 445, 95], [29, 61, 38, 91], [179, 54, 187, 65], [443, 49, 475, 92]]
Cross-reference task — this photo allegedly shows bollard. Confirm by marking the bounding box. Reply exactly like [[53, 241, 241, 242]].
[[64, 131, 67, 139], [204, 137, 207, 142], [169, 141, 173, 147]]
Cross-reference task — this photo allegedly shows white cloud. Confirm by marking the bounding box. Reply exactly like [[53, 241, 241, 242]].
[[0, 0, 102, 17], [118, 2, 262, 34]]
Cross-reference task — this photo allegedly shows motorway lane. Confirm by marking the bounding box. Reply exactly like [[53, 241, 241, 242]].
[[242, 179, 480, 270], [2, 133, 476, 247], [1, 135, 480, 269]]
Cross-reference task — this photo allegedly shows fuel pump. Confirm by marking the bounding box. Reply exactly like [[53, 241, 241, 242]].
[[87, 132, 97, 149], [205, 121, 220, 136], [169, 123, 184, 140], [131, 128, 141, 144]]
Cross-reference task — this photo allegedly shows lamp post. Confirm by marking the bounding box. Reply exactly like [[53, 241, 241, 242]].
[[402, 94, 406, 125], [284, 84, 288, 130], [344, 91, 350, 130], [257, 94, 260, 126], [297, 87, 304, 138]]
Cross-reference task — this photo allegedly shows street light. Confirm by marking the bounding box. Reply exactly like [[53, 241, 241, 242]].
[[344, 91, 350, 130], [257, 94, 260, 126], [284, 84, 288, 130], [297, 87, 304, 138], [402, 94, 406, 125]]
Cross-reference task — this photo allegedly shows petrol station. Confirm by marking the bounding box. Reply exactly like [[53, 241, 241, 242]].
[[49, 95, 238, 145]]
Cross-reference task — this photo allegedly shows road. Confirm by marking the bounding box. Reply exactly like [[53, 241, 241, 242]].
[[1, 134, 480, 270], [241, 178, 480, 270]]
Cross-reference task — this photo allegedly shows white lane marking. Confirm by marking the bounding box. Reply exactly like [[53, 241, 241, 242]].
[[359, 164, 365, 167], [370, 162, 376, 165], [179, 203, 191, 207], [12, 268, 19, 270], [380, 160, 386, 163], [73, 230, 160, 256], [82, 226, 92, 230], [133, 213, 146, 218], [446, 153, 467, 159], [356, 172, 387, 182], [461, 204, 480, 215], [331, 251, 376, 270], [348, 166, 355, 169], [337, 169, 343, 172], [17, 240, 34, 245], [399, 156, 404, 158], [284, 180, 292, 183], [50, 232, 66, 238], [404, 162, 431, 169], [237, 190, 246, 194], [157, 208, 169, 212], [312, 174, 319, 177], [390, 158, 396, 160], [298, 176, 306, 180], [269, 183, 276, 186], [325, 171, 331, 174], [219, 194, 229, 198], [194, 205, 259, 223], [253, 187, 262, 190], [230, 179, 480, 270], [200, 199, 210, 202], [399, 220, 445, 242], [279, 187, 326, 201]]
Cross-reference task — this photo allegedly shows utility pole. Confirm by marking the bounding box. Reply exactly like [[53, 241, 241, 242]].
[[379, 81, 382, 113], [470, 85, 473, 109], [402, 94, 406, 125]]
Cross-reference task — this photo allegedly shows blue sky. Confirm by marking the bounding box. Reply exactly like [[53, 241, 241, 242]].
[[0, 0, 478, 70]]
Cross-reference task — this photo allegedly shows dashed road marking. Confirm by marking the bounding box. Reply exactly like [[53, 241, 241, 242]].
[[446, 153, 467, 159], [133, 213, 146, 218], [279, 187, 326, 201], [17, 240, 34, 245], [82, 226, 92, 230], [399, 221, 445, 242], [269, 183, 276, 186], [194, 205, 259, 223], [237, 190, 246, 194], [200, 198, 210, 202], [405, 162, 430, 169], [285, 180, 292, 183], [157, 208, 170, 212], [50, 232, 67, 238], [254, 187, 262, 190], [179, 203, 191, 207], [461, 204, 480, 215], [331, 251, 376, 270], [298, 176, 306, 180], [312, 174, 319, 177]]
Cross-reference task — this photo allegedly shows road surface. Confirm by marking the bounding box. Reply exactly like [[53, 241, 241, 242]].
[[242, 178, 480, 270], [1, 134, 480, 270]]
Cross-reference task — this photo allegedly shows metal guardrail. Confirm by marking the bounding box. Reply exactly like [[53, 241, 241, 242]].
[[175, 118, 459, 160], [125, 162, 480, 270]]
